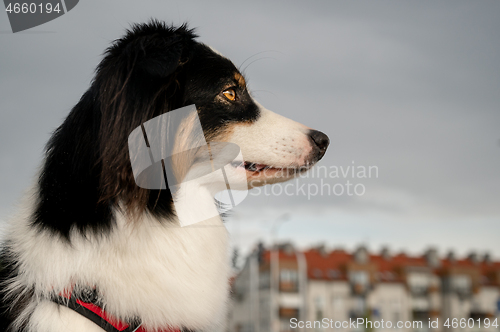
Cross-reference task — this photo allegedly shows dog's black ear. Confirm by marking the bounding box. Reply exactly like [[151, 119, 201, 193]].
[[137, 39, 184, 78], [131, 23, 196, 79], [101, 21, 197, 81]]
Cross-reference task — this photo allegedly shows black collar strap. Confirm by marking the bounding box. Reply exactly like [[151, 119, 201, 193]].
[[52, 289, 142, 332]]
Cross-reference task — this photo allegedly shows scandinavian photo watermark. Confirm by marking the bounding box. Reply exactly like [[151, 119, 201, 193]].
[[250, 162, 379, 199], [290, 317, 499, 330]]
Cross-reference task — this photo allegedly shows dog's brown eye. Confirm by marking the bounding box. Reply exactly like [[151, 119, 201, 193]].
[[223, 89, 236, 101]]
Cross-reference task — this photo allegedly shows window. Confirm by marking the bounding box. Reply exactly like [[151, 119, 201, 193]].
[[313, 268, 323, 278], [315, 296, 325, 309], [328, 269, 341, 279], [332, 295, 344, 311], [453, 275, 471, 295], [350, 271, 369, 285], [259, 271, 270, 289], [350, 271, 369, 294], [315, 298, 324, 332], [354, 297, 365, 314], [280, 269, 299, 292], [408, 272, 430, 295]]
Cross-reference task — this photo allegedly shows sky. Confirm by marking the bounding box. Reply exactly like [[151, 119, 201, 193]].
[[1, 1, 499, 261]]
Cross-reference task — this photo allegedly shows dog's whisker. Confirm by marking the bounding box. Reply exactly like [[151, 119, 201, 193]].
[[238, 50, 283, 69]]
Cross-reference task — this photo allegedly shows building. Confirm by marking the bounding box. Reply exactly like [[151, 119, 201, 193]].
[[228, 244, 500, 332]]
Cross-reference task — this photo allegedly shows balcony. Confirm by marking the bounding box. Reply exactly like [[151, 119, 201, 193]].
[[279, 307, 299, 318], [280, 281, 298, 292], [278, 293, 302, 308], [349, 271, 370, 295], [351, 283, 369, 295]]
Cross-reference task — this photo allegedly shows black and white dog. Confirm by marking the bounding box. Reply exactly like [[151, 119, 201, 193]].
[[0, 21, 329, 332]]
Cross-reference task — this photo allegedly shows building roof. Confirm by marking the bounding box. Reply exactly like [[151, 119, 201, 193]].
[[256, 245, 500, 286]]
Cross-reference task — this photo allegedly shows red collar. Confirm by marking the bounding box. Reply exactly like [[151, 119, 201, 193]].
[[54, 289, 181, 332]]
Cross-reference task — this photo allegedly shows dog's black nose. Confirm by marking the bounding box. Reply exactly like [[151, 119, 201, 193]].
[[309, 130, 330, 160]]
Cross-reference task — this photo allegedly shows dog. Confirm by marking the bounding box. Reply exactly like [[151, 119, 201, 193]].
[[0, 20, 329, 332]]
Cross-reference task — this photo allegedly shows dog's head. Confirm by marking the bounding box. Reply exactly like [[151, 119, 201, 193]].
[[102, 21, 328, 181], [98, 21, 329, 204], [33, 20, 330, 237]]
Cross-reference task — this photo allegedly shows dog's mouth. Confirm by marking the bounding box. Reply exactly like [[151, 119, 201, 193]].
[[232, 161, 312, 175], [227, 159, 316, 187], [244, 162, 268, 173]]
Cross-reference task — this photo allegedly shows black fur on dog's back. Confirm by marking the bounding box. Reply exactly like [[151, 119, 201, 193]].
[[0, 252, 13, 330], [33, 22, 199, 241], [0, 246, 33, 332]]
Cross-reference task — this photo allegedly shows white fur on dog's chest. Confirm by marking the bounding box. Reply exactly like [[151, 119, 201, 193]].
[[10, 204, 230, 332], [97, 212, 231, 330]]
